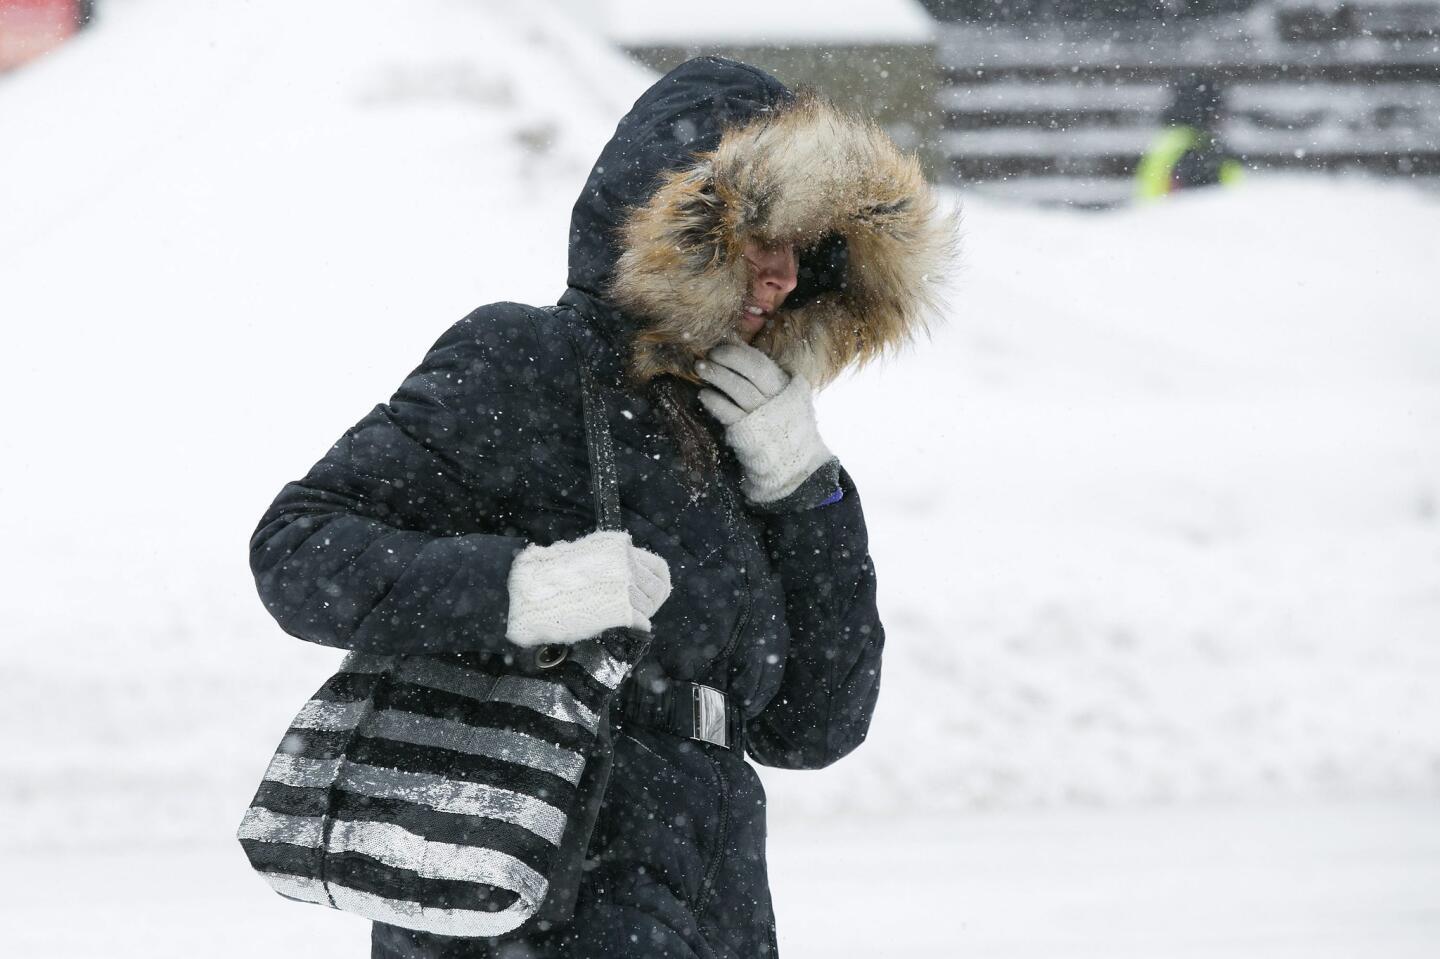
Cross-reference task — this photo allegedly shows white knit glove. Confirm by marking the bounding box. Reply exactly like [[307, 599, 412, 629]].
[[696, 342, 835, 505], [504, 530, 672, 648]]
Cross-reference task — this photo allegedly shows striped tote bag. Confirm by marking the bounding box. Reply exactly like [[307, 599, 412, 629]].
[[237, 342, 649, 938]]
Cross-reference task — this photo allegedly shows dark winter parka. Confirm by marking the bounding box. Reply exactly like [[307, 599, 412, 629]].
[[248, 57, 952, 959]]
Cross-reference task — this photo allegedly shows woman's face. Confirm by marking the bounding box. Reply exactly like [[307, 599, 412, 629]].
[[738, 239, 798, 344]]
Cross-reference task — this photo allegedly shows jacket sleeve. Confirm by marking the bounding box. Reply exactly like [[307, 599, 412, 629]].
[[248, 306, 547, 655], [743, 462, 885, 769]]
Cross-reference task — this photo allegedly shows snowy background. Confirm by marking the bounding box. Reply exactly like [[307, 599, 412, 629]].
[[2, 0, 1437, 955]]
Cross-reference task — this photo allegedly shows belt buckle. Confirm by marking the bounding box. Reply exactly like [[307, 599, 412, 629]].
[[690, 683, 729, 749]]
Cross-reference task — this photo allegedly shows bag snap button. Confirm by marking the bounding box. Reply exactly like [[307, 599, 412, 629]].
[[536, 644, 569, 669]]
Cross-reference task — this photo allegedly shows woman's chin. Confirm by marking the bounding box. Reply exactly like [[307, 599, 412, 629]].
[[737, 314, 767, 342]]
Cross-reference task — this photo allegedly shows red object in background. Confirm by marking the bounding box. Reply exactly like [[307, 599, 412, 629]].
[[0, 0, 84, 72]]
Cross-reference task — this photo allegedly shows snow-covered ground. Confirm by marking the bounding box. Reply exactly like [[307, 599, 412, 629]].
[[2, 0, 1438, 954], [6, 802, 1437, 957]]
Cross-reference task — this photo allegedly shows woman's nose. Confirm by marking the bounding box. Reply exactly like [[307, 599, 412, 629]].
[[755, 248, 798, 297]]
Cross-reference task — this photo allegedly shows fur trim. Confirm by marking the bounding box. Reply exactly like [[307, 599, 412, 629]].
[[609, 90, 958, 390]]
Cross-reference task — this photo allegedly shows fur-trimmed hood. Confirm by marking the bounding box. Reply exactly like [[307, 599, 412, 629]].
[[566, 57, 956, 391]]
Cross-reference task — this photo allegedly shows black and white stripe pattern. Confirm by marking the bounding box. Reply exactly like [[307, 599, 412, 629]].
[[238, 644, 634, 937]]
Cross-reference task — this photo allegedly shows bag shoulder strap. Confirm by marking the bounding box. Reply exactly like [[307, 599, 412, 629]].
[[547, 306, 623, 533], [578, 349, 623, 533]]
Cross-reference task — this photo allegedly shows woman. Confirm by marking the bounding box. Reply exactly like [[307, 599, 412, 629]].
[[249, 56, 953, 958]]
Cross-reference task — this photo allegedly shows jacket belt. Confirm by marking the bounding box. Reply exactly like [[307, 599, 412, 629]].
[[617, 679, 743, 751]]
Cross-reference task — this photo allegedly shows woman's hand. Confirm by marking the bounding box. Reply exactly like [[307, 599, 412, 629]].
[[696, 342, 835, 506], [505, 530, 672, 647]]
